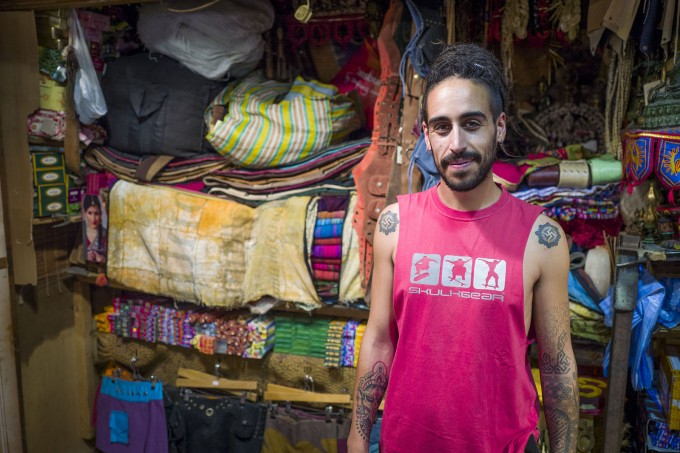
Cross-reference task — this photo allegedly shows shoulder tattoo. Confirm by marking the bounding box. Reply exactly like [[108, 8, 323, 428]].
[[535, 222, 561, 249], [379, 210, 399, 236]]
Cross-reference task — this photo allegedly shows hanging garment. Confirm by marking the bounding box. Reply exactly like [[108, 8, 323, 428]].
[[261, 405, 351, 453], [165, 388, 267, 453], [95, 377, 168, 453]]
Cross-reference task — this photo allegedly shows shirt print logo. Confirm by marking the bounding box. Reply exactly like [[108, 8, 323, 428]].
[[441, 255, 472, 287], [473, 258, 506, 291], [410, 253, 506, 291], [410, 254, 441, 285]]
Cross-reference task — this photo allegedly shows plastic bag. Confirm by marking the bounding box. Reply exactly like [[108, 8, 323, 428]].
[[70, 9, 107, 124]]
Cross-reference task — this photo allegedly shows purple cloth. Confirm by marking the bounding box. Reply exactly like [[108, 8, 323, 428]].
[[312, 245, 342, 259], [95, 377, 168, 453]]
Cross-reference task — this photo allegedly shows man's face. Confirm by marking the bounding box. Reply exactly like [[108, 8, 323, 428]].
[[423, 77, 505, 192]]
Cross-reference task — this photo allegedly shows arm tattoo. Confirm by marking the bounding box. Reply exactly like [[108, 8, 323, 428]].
[[535, 222, 561, 248], [355, 362, 388, 441], [378, 210, 399, 236], [541, 331, 571, 374], [542, 373, 579, 452]]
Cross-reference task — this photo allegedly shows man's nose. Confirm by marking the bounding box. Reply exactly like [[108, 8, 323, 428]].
[[447, 125, 467, 152]]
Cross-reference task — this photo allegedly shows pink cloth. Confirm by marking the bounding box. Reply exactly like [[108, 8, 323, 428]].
[[382, 185, 543, 452]]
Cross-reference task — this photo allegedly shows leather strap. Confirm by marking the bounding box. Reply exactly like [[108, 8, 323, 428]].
[[135, 155, 175, 182]]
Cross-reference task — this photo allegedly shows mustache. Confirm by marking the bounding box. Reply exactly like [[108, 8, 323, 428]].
[[440, 151, 481, 166]]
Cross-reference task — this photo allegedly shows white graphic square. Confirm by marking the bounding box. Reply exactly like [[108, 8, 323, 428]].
[[441, 255, 472, 288], [473, 258, 506, 291], [410, 254, 441, 286]]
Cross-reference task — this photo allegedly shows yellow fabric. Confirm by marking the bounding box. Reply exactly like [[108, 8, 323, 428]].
[[261, 430, 338, 453], [107, 180, 255, 307], [243, 196, 320, 309], [569, 302, 611, 344], [339, 193, 363, 302]]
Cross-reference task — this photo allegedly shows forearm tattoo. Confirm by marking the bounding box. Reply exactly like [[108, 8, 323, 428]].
[[540, 331, 571, 374], [541, 329, 579, 452], [378, 210, 399, 236], [543, 372, 579, 452], [535, 222, 561, 248], [355, 361, 388, 441]]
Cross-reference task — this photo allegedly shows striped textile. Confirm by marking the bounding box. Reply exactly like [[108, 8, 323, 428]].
[[206, 72, 359, 169]]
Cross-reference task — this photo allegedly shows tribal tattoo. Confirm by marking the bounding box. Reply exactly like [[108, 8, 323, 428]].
[[535, 222, 561, 249], [379, 210, 399, 236], [355, 362, 388, 441], [541, 331, 571, 374], [542, 372, 579, 452]]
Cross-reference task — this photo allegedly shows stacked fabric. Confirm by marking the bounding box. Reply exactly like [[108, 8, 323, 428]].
[[108, 297, 194, 349], [274, 316, 330, 359], [341, 320, 360, 367], [206, 139, 370, 206], [245, 316, 275, 359], [324, 320, 346, 367], [311, 195, 350, 302], [100, 297, 274, 358]]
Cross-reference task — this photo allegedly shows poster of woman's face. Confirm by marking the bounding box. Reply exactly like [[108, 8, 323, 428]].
[[82, 193, 108, 264]]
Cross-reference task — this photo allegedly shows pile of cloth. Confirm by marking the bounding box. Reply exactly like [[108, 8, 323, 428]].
[[310, 195, 350, 301]]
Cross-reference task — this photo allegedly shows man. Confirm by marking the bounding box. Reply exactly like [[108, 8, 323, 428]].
[[347, 43, 579, 452]]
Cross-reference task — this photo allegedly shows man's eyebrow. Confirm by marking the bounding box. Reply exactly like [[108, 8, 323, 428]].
[[427, 111, 488, 126]]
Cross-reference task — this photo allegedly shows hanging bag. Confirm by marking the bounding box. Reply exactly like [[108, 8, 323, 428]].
[[70, 9, 107, 124]]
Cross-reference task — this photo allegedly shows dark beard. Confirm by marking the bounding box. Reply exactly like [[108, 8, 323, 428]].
[[435, 146, 495, 192]]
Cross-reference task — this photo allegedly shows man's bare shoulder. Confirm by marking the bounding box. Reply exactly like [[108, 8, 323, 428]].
[[377, 203, 400, 238], [525, 214, 569, 281]]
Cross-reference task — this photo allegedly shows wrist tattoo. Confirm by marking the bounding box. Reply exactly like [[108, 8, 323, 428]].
[[535, 222, 561, 249], [379, 210, 399, 236], [355, 362, 388, 441]]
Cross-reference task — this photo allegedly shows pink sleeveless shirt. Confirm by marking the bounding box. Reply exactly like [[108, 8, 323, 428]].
[[380, 185, 544, 452]]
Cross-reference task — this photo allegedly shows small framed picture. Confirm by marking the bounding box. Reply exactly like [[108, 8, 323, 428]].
[[82, 193, 108, 264]]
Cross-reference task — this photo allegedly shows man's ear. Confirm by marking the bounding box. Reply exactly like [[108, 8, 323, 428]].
[[496, 113, 507, 144], [422, 122, 432, 151]]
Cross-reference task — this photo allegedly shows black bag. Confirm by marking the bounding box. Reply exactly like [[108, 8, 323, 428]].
[[101, 53, 225, 157]]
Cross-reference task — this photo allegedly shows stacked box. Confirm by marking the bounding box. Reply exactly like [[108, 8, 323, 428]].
[[32, 151, 68, 217], [660, 346, 680, 430]]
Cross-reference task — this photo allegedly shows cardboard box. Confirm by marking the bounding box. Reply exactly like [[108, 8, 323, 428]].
[[659, 346, 680, 430], [32, 151, 64, 170], [39, 74, 66, 111], [34, 167, 66, 185], [37, 184, 68, 217]]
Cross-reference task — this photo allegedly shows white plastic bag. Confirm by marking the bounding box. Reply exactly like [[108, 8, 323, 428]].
[[70, 9, 107, 124]]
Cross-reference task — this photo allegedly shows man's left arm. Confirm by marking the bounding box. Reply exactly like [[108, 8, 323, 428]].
[[531, 217, 579, 452]]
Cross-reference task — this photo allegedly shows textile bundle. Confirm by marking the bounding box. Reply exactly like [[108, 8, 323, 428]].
[[107, 181, 363, 309]]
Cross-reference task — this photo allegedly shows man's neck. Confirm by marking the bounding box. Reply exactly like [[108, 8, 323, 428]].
[[436, 178, 502, 212]]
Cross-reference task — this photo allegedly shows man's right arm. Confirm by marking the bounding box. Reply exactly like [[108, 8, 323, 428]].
[[347, 204, 400, 452]]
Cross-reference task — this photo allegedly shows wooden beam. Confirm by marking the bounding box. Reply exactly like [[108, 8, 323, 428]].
[[72, 280, 96, 440], [0, 0, 156, 11], [0, 11, 39, 285], [0, 141, 24, 452]]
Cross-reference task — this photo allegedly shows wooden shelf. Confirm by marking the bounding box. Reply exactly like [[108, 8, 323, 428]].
[[67, 266, 370, 320], [32, 214, 81, 226]]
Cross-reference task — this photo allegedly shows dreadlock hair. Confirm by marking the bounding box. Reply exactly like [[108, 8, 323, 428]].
[[421, 43, 511, 123]]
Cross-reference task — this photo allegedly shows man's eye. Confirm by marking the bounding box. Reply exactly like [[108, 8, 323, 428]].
[[463, 121, 481, 130], [433, 124, 451, 133]]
